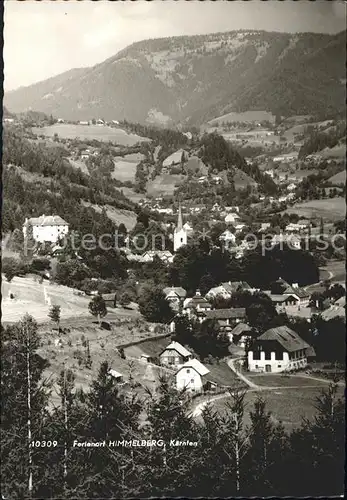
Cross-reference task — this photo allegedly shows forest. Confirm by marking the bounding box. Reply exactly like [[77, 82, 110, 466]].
[[1, 315, 344, 499]]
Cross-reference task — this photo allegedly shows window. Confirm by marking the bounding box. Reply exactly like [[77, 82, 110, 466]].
[[278, 365, 282, 368], [276, 351, 283, 360], [186, 369, 190, 374], [265, 351, 271, 360], [190, 379, 194, 383], [253, 350, 261, 360]]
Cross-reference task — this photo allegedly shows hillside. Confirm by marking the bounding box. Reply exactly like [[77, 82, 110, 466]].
[[4, 30, 346, 126]]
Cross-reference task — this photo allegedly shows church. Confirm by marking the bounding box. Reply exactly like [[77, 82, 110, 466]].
[[173, 204, 188, 252]]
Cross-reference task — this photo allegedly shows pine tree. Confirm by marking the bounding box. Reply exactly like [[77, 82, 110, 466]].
[[48, 304, 61, 331], [0, 315, 51, 499], [88, 294, 107, 325]]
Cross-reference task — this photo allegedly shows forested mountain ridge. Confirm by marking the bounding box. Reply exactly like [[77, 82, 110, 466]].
[[4, 30, 346, 126]]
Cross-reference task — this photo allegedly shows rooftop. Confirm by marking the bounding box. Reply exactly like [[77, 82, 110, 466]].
[[205, 308, 246, 320], [257, 326, 310, 353], [177, 358, 210, 377], [161, 341, 192, 358], [25, 215, 69, 227]]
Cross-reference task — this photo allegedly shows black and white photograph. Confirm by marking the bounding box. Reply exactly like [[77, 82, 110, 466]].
[[1, 0, 346, 498]]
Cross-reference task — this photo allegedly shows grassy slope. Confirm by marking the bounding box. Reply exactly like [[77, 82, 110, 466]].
[[283, 197, 346, 222]]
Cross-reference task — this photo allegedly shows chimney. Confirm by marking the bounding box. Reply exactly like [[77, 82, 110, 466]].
[[195, 289, 201, 297], [292, 283, 299, 289]]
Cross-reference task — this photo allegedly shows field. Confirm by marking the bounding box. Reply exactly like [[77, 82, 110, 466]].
[[328, 170, 346, 185], [283, 197, 346, 222], [233, 168, 258, 190], [2, 275, 93, 323], [121, 186, 147, 204], [37, 320, 172, 407], [208, 110, 276, 125], [112, 153, 145, 183], [317, 144, 346, 159], [211, 376, 344, 431], [146, 173, 185, 196], [81, 201, 137, 229], [32, 124, 150, 146]]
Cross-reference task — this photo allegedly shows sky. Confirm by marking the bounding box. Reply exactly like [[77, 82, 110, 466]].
[[4, 0, 347, 91]]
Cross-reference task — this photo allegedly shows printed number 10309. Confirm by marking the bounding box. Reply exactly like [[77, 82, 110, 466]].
[[30, 441, 58, 447]]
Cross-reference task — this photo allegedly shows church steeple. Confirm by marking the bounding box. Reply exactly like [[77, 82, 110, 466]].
[[173, 202, 187, 252], [176, 203, 183, 231]]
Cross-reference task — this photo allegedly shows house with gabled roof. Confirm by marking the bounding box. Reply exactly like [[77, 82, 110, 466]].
[[229, 322, 253, 346], [204, 308, 246, 330], [163, 287, 187, 312], [159, 341, 193, 367], [248, 325, 311, 373], [183, 291, 212, 320], [23, 214, 69, 244], [175, 359, 210, 392]]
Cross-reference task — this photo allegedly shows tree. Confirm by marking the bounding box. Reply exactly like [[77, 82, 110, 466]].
[[2, 257, 19, 282], [48, 305, 61, 331], [138, 286, 174, 323], [119, 291, 132, 308], [1, 315, 51, 498], [88, 294, 107, 325]]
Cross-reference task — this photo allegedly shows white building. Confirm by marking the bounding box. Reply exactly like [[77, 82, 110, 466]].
[[175, 359, 210, 392], [23, 215, 69, 244], [225, 213, 240, 224], [219, 229, 236, 248], [173, 204, 188, 252], [248, 326, 311, 373]]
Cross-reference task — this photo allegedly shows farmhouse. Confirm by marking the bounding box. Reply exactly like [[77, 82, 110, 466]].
[[109, 369, 124, 383], [183, 291, 212, 320], [160, 341, 192, 367], [225, 213, 240, 224], [204, 308, 246, 329], [175, 359, 210, 392], [248, 325, 311, 373], [271, 233, 301, 250], [141, 250, 174, 264], [23, 215, 69, 244], [219, 229, 236, 248], [229, 322, 253, 346], [206, 284, 233, 300], [265, 293, 300, 310], [223, 281, 252, 293], [283, 285, 310, 307], [321, 296, 346, 321], [163, 287, 187, 312]]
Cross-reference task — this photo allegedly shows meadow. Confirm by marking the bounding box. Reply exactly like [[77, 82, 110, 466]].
[[2, 275, 91, 323], [283, 197, 346, 222], [208, 110, 276, 125], [211, 380, 344, 431], [112, 153, 145, 183], [146, 173, 185, 196], [32, 124, 150, 146], [81, 201, 137, 230]]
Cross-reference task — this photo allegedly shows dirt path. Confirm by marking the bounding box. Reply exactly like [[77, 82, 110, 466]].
[[293, 373, 345, 386], [227, 357, 260, 389]]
